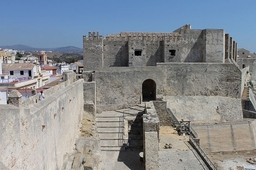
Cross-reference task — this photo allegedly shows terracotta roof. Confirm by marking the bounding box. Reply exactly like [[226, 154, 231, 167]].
[[75, 62, 83, 67], [42, 66, 57, 70], [2, 63, 35, 71]]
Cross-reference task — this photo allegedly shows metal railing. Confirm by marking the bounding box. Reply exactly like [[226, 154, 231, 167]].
[[166, 107, 216, 170], [118, 112, 125, 147], [189, 136, 217, 170]]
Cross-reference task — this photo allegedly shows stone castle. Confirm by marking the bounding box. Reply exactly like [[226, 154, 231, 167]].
[[1, 25, 256, 170]]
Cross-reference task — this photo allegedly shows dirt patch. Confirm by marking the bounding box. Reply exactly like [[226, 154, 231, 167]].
[[207, 150, 256, 169]]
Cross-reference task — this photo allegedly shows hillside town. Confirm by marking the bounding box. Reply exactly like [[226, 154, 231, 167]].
[[0, 48, 83, 104]]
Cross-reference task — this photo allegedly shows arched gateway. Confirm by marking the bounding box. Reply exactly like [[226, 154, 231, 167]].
[[142, 79, 156, 102]]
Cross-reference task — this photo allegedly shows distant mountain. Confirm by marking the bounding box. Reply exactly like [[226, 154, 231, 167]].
[[0, 44, 83, 53]]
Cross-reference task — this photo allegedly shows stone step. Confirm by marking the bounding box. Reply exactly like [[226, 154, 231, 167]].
[[96, 117, 123, 122], [96, 122, 124, 128], [99, 133, 124, 140], [100, 146, 124, 151], [100, 139, 124, 147], [96, 111, 124, 118], [97, 127, 124, 133]]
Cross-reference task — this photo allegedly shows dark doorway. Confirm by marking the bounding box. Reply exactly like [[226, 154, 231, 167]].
[[28, 70, 32, 77], [142, 79, 156, 102]]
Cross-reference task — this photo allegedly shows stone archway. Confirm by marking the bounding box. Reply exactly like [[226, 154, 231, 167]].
[[142, 79, 156, 102]]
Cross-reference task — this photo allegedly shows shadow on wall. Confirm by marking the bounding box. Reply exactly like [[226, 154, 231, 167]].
[[113, 42, 129, 67], [184, 31, 205, 62], [146, 43, 164, 66]]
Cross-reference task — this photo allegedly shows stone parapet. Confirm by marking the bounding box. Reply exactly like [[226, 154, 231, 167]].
[[143, 102, 160, 170]]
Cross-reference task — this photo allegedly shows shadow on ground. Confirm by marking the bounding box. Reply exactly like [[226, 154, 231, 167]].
[[117, 146, 144, 170]]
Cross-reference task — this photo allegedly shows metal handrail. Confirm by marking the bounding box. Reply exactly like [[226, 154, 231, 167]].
[[118, 112, 125, 146], [189, 136, 217, 170], [190, 126, 198, 139]]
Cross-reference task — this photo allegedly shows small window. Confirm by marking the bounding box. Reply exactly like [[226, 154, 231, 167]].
[[242, 64, 245, 68], [10, 71, 14, 75], [1, 76, 4, 79], [20, 71, 24, 75], [169, 50, 176, 56], [134, 50, 142, 56]]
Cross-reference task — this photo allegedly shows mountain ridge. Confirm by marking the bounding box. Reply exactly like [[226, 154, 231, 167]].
[[0, 44, 83, 53]]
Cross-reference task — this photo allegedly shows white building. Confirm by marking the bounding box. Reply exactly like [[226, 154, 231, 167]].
[[1, 63, 50, 89]]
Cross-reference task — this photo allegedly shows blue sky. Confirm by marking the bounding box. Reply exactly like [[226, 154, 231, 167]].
[[1, 1, 256, 52]]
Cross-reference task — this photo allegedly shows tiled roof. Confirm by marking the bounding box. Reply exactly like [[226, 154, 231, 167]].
[[2, 63, 35, 71], [75, 62, 83, 67], [42, 66, 57, 70]]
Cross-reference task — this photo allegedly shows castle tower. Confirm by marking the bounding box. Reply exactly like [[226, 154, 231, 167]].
[[39, 51, 47, 65]]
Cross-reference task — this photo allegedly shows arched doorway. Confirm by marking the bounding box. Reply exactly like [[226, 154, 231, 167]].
[[142, 79, 156, 102]]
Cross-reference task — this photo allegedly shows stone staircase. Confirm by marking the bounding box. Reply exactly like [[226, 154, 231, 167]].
[[96, 104, 145, 151], [96, 111, 125, 151], [242, 86, 249, 100]]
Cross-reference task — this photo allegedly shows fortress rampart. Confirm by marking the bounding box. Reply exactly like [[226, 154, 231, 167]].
[[0, 72, 84, 169]]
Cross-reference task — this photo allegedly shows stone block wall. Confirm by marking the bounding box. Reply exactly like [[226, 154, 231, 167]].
[[84, 27, 235, 71], [164, 30, 205, 62], [128, 39, 164, 66], [225, 34, 237, 62], [160, 63, 241, 98], [83, 34, 103, 71], [0, 79, 83, 169], [95, 67, 164, 113], [95, 63, 241, 113], [103, 40, 128, 67], [83, 81, 96, 114], [143, 102, 159, 170], [164, 96, 243, 123], [22, 71, 76, 107], [204, 29, 225, 63]]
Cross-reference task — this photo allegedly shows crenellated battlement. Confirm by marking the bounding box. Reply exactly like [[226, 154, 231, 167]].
[[84, 31, 103, 40], [84, 31, 183, 42], [103, 32, 182, 42]]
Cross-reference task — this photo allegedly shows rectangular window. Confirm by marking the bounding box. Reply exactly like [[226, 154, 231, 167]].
[[135, 50, 142, 56], [20, 71, 24, 75], [10, 71, 14, 75], [169, 50, 176, 56]]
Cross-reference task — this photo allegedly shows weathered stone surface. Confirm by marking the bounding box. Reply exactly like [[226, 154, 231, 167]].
[[0, 78, 83, 169], [165, 96, 243, 123], [95, 63, 241, 113], [144, 132, 159, 170], [8, 90, 22, 107]]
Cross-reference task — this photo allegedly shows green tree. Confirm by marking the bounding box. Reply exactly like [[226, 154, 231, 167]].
[[15, 52, 23, 60]]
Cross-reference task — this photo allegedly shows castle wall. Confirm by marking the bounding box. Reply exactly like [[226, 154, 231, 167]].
[[205, 29, 225, 63], [84, 28, 231, 71], [128, 39, 164, 66], [83, 81, 96, 114], [164, 96, 242, 123], [103, 40, 128, 67], [83, 33, 103, 71], [164, 30, 205, 62], [160, 63, 241, 98], [0, 77, 83, 169], [95, 67, 164, 113], [95, 63, 241, 113]]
